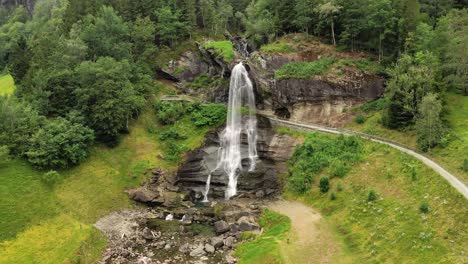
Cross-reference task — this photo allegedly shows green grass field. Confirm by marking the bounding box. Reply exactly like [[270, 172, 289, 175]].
[[0, 74, 15, 96], [0, 83, 214, 263], [346, 92, 468, 184], [284, 132, 467, 263]]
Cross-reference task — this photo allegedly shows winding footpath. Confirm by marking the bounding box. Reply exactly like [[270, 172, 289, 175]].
[[260, 113, 468, 199]]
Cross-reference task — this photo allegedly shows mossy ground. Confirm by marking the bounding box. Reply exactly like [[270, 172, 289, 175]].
[[0, 82, 214, 264], [346, 92, 468, 184], [204, 41, 235, 62], [0, 74, 15, 96]]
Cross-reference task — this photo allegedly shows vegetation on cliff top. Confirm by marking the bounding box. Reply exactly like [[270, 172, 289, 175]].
[[205, 41, 235, 62]]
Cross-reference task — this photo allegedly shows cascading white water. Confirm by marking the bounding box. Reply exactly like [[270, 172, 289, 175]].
[[203, 62, 258, 201]]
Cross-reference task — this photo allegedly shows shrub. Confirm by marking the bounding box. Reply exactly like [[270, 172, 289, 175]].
[[165, 141, 187, 162], [419, 202, 430, 213], [0, 145, 10, 163], [40, 170, 62, 186], [330, 192, 337, 200], [367, 189, 377, 201], [154, 101, 187, 125], [319, 177, 330, 193], [26, 118, 94, 169], [189, 103, 226, 127], [186, 74, 227, 90], [159, 126, 187, 140], [359, 98, 388, 113], [288, 133, 363, 195], [275, 58, 336, 80], [330, 160, 350, 178], [355, 114, 367, 124], [461, 158, 468, 172]]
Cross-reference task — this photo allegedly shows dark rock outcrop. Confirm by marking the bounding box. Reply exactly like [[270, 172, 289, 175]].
[[176, 116, 280, 199]]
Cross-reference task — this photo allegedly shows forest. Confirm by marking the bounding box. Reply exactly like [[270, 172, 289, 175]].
[[0, 0, 467, 263]]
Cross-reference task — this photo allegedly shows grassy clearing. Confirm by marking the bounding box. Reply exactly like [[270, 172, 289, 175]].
[[346, 92, 468, 183], [0, 82, 215, 263], [285, 132, 468, 263], [205, 41, 235, 62], [0, 74, 15, 96], [235, 210, 291, 264], [260, 43, 296, 54], [275, 58, 336, 80]]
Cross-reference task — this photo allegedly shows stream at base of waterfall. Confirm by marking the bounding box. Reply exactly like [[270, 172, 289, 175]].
[[203, 63, 258, 201]]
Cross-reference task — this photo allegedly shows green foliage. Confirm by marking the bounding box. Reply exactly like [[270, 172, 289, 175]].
[[461, 159, 468, 173], [367, 189, 377, 201], [159, 126, 187, 141], [419, 201, 430, 213], [154, 101, 188, 125], [416, 93, 445, 152], [26, 118, 94, 169], [330, 192, 336, 200], [358, 98, 388, 113], [204, 41, 235, 62], [355, 114, 366, 124], [260, 43, 295, 54], [0, 74, 15, 96], [235, 209, 291, 264], [155, 6, 189, 47], [189, 103, 227, 127], [0, 145, 10, 163], [319, 177, 330, 193], [288, 133, 363, 194], [275, 58, 335, 80], [329, 160, 350, 178], [75, 57, 145, 144], [40, 170, 62, 186], [186, 74, 227, 90]]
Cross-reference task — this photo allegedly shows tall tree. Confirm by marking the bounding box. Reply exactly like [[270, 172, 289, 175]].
[[293, 0, 315, 34], [416, 93, 444, 151], [155, 6, 188, 47], [316, 1, 342, 46]]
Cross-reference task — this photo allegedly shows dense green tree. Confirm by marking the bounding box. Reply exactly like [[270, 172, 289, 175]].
[[80, 6, 131, 60], [74, 57, 145, 144], [416, 93, 445, 151], [236, 0, 278, 46], [405, 22, 436, 54], [293, 0, 315, 34], [26, 117, 94, 169], [385, 52, 440, 128], [0, 97, 43, 156], [214, 0, 234, 36], [0, 145, 10, 164], [130, 16, 157, 66], [155, 6, 188, 47], [367, 0, 395, 62]]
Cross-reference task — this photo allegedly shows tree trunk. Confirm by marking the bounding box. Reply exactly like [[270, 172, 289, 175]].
[[331, 20, 336, 46]]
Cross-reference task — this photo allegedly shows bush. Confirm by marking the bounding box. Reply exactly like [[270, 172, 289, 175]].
[[189, 103, 226, 127], [367, 189, 377, 201], [355, 114, 367, 124], [26, 118, 94, 169], [40, 170, 62, 186], [329, 160, 350, 178], [319, 177, 330, 193], [159, 126, 187, 140], [288, 133, 363, 195], [0, 145, 10, 163], [461, 158, 468, 172], [419, 202, 430, 213], [165, 141, 187, 162], [275, 58, 336, 80], [186, 74, 227, 90], [154, 101, 188, 125], [330, 192, 337, 200], [359, 98, 388, 113]]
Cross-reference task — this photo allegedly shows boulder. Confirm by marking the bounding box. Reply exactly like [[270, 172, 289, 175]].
[[214, 220, 230, 234], [210, 236, 224, 248], [189, 244, 207, 257], [141, 227, 154, 240], [204, 243, 215, 254], [224, 236, 236, 248]]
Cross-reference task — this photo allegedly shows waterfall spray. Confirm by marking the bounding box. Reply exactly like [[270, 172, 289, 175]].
[[202, 62, 257, 201]]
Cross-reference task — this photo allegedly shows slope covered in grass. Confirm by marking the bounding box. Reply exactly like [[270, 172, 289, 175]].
[[0, 74, 15, 96], [346, 92, 468, 183], [0, 82, 216, 264], [285, 132, 467, 263]]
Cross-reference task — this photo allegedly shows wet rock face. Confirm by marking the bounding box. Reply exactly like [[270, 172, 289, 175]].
[[176, 116, 284, 200]]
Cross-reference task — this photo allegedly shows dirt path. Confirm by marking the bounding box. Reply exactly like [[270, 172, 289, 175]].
[[268, 199, 349, 264], [262, 113, 468, 199]]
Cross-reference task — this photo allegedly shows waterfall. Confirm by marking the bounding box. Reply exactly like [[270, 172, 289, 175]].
[[202, 62, 257, 201]]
